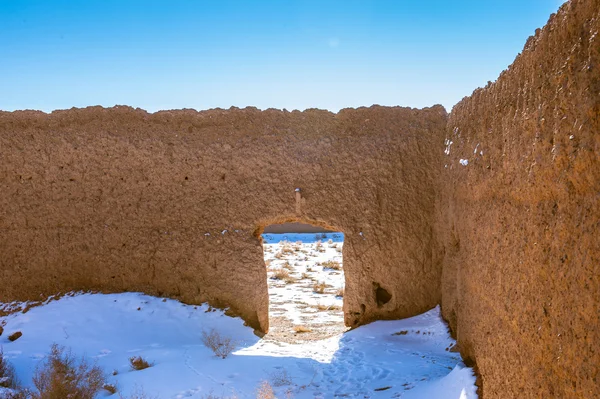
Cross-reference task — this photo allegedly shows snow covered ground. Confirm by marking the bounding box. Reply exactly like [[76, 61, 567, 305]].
[[0, 232, 478, 398], [0, 292, 477, 398], [262, 233, 346, 343]]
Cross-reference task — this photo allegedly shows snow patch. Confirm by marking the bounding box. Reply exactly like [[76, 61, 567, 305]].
[[444, 139, 453, 155], [0, 292, 478, 398]]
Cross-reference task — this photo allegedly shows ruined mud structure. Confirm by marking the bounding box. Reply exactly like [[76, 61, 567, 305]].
[[0, 0, 598, 397]]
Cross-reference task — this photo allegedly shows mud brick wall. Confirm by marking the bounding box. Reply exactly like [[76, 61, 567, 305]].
[[436, 0, 599, 397], [0, 105, 446, 332]]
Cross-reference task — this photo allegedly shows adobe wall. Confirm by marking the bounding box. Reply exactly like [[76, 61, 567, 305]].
[[0, 105, 447, 332], [436, 0, 599, 397]]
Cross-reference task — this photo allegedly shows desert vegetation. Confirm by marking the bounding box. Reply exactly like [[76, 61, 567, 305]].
[[262, 233, 346, 343], [201, 329, 236, 359], [129, 356, 153, 371], [0, 348, 19, 390]]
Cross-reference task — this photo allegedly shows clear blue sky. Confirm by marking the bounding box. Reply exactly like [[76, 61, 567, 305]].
[[0, 1, 565, 113]]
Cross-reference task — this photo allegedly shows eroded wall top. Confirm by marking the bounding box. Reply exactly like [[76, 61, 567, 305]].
[[0, 104, 447, 331]]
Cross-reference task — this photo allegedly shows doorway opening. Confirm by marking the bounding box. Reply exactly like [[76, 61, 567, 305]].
[[261, 222, 347, 343]]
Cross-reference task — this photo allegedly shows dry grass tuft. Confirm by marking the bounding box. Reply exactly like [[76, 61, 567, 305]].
[[312, 281, 328, 294], [335, 287, 344, 297], [119, 387, 158, 399], [201, 329, 236, 359], [315, 303, 340, 311], [32, 343, 105, 399], [255, 381, 275, 399], [315, 241, 325, 252], [282, 261, 293, 271], [293, 325, 312, 333], [271, 268, 290, 281], [270, 369, 292, 387], [129, 356, 153, 371], [271, 268, 296, 284], [322, 260, 342, 270], [281, 244, 294, 255], [103, 383, 117, 394]]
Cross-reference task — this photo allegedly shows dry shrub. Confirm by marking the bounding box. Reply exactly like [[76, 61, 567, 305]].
[[282, 261, 293, 270], [272, 268, 294, 284], [312, 281, 328, 294], [274, 252, 284, 259], [201, 329, 236, 359], [270, 369, 292, 387], [300, 272, 309, 280], [128, 356, 152, 371], [103, 383, 117, 394], [0, 348, 19, 389], [271, 268, 289, 279], [119, 387, 158, 399], [31, 344, 105, 399], [335, 287, 344, 297], [255, 381, 275, 399], [293, 325, 311, 333], [284, 276, 296, 284], [322, 260, 341, 270]]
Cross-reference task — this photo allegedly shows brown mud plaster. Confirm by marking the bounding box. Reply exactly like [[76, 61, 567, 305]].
[[0, 105, 446, 334], [435, 0, 600, 398], [0, 1, 598, 397]]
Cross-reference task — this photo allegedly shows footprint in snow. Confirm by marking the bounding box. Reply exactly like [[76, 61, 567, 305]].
[[3, 350, 22, 358], [95, 349, 112, 358]]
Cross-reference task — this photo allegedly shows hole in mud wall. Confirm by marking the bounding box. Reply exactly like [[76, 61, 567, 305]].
[[373, 282, 392, 307], [261, 222, 347, 342]]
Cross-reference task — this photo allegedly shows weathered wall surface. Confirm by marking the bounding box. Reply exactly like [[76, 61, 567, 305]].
[[0, 105, 446, 332], [436, 0, 599, 397]]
